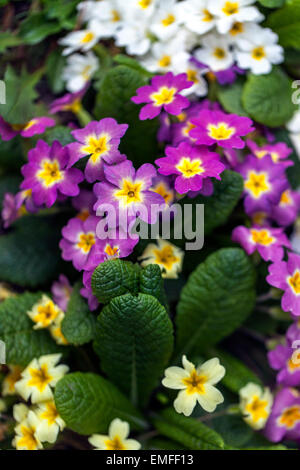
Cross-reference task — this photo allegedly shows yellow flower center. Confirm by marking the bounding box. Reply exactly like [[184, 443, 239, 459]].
[[4, 366, 22, 394], [81, 135, 110, 163], [245, 396, 269, 423], [202, 9, 214, 22], [151, 86, 176, 107], [182, 121, 196, 137], [23, 119, 37, 131], [222, 1, 239, 15], [28, 364, 53, 392], [105, 435, 126, 450], [64, 99, 82, 114], [77, 209, 90, 222], [112, 9, 121, 21], [153, 245, 180, 270], [287, 349, 300, 372], [177, 112, 187, 122], [81, 32, 95, 44], [176, 157, 204, 178], [251, 212, 267, 226], [104, 244, 120, 258], [18, 425, 39, 450], [187, 69, 198, 84], [244, 171, 270, 198], [213, 47, 226, 59], [250, 229, 274, 246], [229, 22, 244, 35], [40, 402, 59, 426], [34, 301, 59, 327], [138, 0, 152, 9], [114, 180, 143, 205], [278, 405, 300, 429], [207, 122, 235, 140], [77, 233, 96, 253], [252, 46, 266, 61], [37, 160, 63, 188], [158, 55, 172, 68], [288, 271, 300, 295], [280, 190, 291, 206], [152, 182, 173, 205], [161, 13, 175, 27], [182, 369, 207, 395]]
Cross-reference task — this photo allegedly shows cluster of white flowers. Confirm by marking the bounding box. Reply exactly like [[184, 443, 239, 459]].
[[60, 0, 284, 94]]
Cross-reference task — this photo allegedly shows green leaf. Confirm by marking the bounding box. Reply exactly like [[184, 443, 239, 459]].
[[94, 65, 159, 167], [207, 348, 262, 394], [139, 264, 168, 311], [44, 126, 74, 146], [46, 50, 66, 94], [0, 32, 22, 53], [0, 215, 63, 288], [274, 128, 300, 190], [94, 293, 174, 407], [113, 54, 153, 77], [61, 283, 96, 346], [267, 0, 300, 49], [91, 259, 140, 304], [258, 0, 285, 7], [54, 372, 147, 435], [175, 248, 256, 357], [210, 413, 254, 448], [19, 13, 61, 45], [152, 408, 224, 450], [187, 170, 244, 236], [216, 78, 249, 117], [0, 137, 24, 172], [0, 292, 64, 366], [0, 66, 42, 124], [242, 67, 295, 127]]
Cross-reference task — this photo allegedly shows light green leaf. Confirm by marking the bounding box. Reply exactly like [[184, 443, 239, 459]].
[[0, 292, 64, 366], [258, 0, 285, 7], [175, 248, 256, 357], [152, 408, 225, 450], [267, 0, 300, 49], [61, 283, 96, 346], [91, 259, 140, 304], [94, 293, 174, 407], [54, 372, 147, 435], [242, 67, 295, 127], [0, 32, 22, 53]]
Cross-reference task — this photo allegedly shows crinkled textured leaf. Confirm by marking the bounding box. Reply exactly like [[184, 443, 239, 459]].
[[267, 1, 300, 49], [94, 293, 174, 407], [62, 283, 96, 346], [139, 264, 168, 311], [91, 259, 140, 304], [242, 68, 295, 127], [0, 292, 64, 366], [94, 65, 159, 167], [0, 215, 63, 287], [187, 170, 244, 236], [54, 372, 147, 435], [175, 248, 256, 357], [152, 408, 224, 450]]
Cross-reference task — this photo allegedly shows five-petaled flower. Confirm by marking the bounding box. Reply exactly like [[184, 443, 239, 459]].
[[67, 118, 128, 183], [21, 140, 83, 208], [139, 238, 184, 279], [190, 109, 254, 149], [27, 295, 64, 330], [239, 382, 273, 430], [0, 116, 55, 142], [131, 72, 192, 120], [162, 355, 225, 416], [155, 141, 225, 194], [14, 354, 69, 404], [89, 418, 141, 450], [12, 404, 43, 451]]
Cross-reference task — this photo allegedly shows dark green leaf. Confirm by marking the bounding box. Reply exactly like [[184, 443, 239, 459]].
[[217, 78, 249, 117], [19, 13, 61, 45], [139, 264, 168, 311]]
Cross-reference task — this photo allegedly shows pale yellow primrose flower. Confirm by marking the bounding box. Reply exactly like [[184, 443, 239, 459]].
[[13, 407, 43, 451], [89, 418, 141, 450], [239, 382, 273, 430], [2, 365, 23, 396], [14, 354, 69, 404], [162, 355, 225, 416], [139, 238, 184, 279], [35, 401, 65, 444], [49, 312, 69, 346], [27, 295, 64, 330]]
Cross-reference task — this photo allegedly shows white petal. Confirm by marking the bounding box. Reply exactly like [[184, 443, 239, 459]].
[[197, 358, 225, 385], [174, 390, 197, 416], [109, 418, 129, 440]]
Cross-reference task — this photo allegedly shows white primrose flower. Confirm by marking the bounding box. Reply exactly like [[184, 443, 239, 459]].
[[162, 356, 225, 416], [63, 52, 99, 93], [35, 401, 66, 444], [27, 295, 64, 330], [89, 418, 141, 450], [13, 408, 43, 451], [86, 0, 124, 38], [125, 0, 159, 18], [179, 0, 217, 35], [59, 21, 101, 55], [14, 354, 69, 404], [239, 382, 273, 430], [235, 24, 284, 75], [140, 37, 191, 73], [115, 12, 152, 56], [139, 238, 184, 279], [77, 1, 100, 23], [173, 58, 208, 97], [194, 33, 234, 72], [150, 0, 184, 41], [208, 0, 264, 34]]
